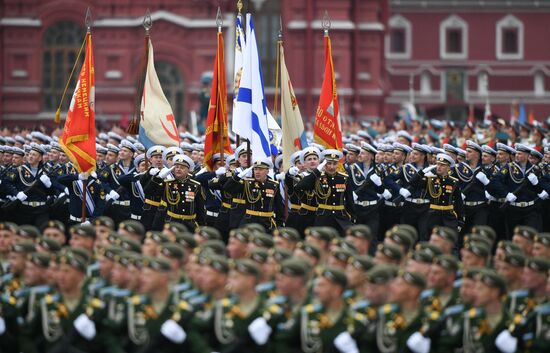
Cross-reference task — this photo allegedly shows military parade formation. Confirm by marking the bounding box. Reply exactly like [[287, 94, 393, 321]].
[[0, 120, 548, 353]]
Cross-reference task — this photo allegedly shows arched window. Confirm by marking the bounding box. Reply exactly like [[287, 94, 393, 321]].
[[253, 0, 280, 87], [440, 15, 468, 60], [155, 61, 184, 123], [496, 15, 524, 60], [386, 15, 412, 59], [42, 22, 85, 112]]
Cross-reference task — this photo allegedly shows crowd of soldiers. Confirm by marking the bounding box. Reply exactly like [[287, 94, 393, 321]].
[[0, 118, 549, 352]]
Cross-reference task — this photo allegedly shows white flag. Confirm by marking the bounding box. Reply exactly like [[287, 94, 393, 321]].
[[232, 13, 271, 159], [280, 44, 307, 170], [139, 38, 180, 149]]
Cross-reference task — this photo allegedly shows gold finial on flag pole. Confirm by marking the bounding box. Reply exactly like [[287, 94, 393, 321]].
[[216, 6, 223, 33], [237, 0, 243, 14], [322, 10, 331, 36]]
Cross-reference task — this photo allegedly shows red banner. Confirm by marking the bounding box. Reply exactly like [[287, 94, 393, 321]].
[[314, 35, 342, 151], [59, 33, 96, 174], [204, 32, 233, 171]]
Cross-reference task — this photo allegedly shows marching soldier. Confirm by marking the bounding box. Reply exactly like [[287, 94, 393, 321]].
[[157, 154, 206, 230], [140, 145, 166, 230], [117, 154, 148, 222], [295, 150, 355, 233], [409, 153, 464, 233], [224, 157, 284, 231], [208, 155, 239, 240], [57, 171, 106, 224]]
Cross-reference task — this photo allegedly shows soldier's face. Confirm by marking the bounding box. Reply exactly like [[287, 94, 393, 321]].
[[27, 150, 42, 165], [42, 228, 66, 245], [140, 268, 167, 293], [325, 160, 338, 174], [427, 265, 452, 290], [106, 152, 118, 165], [12, 154, 23, 166], [8, 252, 27, 275], [201, 266, 227, 294], [429, 235, 453, 254], [497, 262, 522, 285], [56, 264, 85, 292], [304, 155, 319, 170], [345, 264, 365, 288], [142, 238, 159, 257], [0, 230, 13, 252], [346, 152, 358, 164], [388, 278, 412, 303], [515, 151, 528, 164], [24, 262, 44, 286], [459, 278, 476, 305], [111, 263, 128, 287], [481, 152, 495, 166], [69, 234, 94, 251], [227, 237, 247, 259], [275, 273, 304, 297], [173, 165, 189, 179], [294, 249, 317, 268], [512, 235, 532, 255], [473, 281, 497, 307], [99, 256, 114, 280], [227, 270, 255, 295], [410, 150, 423, 164], [253, 167, 268, 181], [314, 276, 341, 305], [460, 250, 485, 269], [436, 163, 450, 176], [532, 243, 550, 257], [365, 282, 388, 306], [405, 260, 431, 277], [496, 151, 509, 164], [59, 153, 69, 163], [274, 236, 294, 251], [238, 154, 249, 168], [150, 155, 163, 168], [522, 268, 546, 291]]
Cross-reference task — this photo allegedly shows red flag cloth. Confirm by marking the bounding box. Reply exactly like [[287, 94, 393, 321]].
[[314, 35, 343, 151], [204, 32, 233, 171], [468, 104, 475, 123], [59, 33, 96, 174], [528, 110, 535, 124]]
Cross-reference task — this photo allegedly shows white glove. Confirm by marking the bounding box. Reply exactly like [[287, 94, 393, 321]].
[[248, 317, 272, 346], [289, 166, 299, 176], [476, 172, 490, 186], [57, 192, 66, 199], [317, 160, 327, 172], [108, 190, 120, 201], [527, 173, 538, 185], [382, 189, 392, 200], [238, 166, 253, 179], [369, 173, 382, 186], [16, 191, 27, 202], [78, 172, 88, 181], [495, 330, 517, 353], [216, 167, 227, 176], [506, 193, 517, 203], [90, 171, 97, 179], [64, 187, 69, 195], [39, 175, 52, 188], [160, 319, 187, 344], [461, 193, 466, 201], [334, 331, 359, 353], [276, 172, 285, 181], [422, 165, 436, 174], [538, 190, 549, 200], [158, 166, 174, 179], [485, 191, 496, 201], [353, 192, 358, 202], [424, 171, 436, 178], [399, 188, 411, 198], [7, 195, 16, 201], [0, 317, 5, 335], [196, 167, 208, 176], [73, 314, 96, 341], [149, 167, 160, 176], [82, 221, 91, 226], [406, 332, 431, 353]]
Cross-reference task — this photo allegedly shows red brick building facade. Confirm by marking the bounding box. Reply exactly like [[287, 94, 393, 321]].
[[0, 0, 389, 129], [386, 0, 550, 122]]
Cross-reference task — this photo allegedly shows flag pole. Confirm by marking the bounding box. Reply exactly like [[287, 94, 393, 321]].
[[217, 7, 225, 166], [235, 0, 243, 152], [81, 8, 92, 222], [277, 17, 289, 220], [127, 9, 152, 134]]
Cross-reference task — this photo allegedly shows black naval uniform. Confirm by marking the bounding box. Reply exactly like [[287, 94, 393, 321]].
[[57, 173, 106, 224], [208, 170, 234, 241], [294, 168, 355, 233], [224, 175, 284, 232], [158, 175, 206, 231], [101, 160, 135, 226], [286, 170, 319, 236], [410, 168, 464, 233]]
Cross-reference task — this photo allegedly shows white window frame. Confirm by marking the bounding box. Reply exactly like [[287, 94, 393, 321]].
[[385, 15, 411, 59], [440, 15, 468, 60], [496, 15, 524, 60], [534, 71, 545, 97]]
